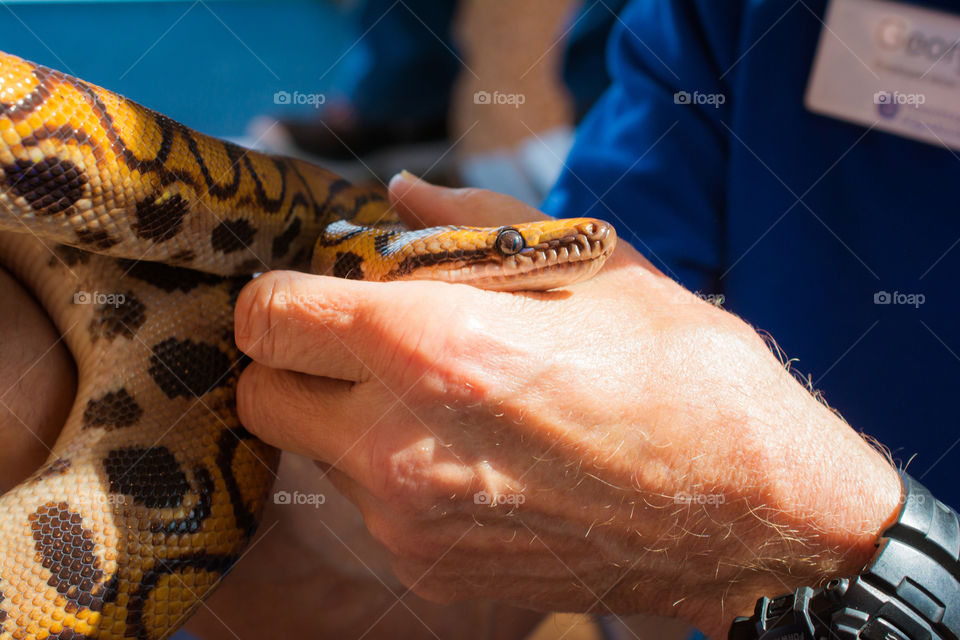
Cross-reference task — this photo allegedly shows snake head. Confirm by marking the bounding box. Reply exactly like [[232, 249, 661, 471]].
[[467, 218, 617, 291], [392, 218, 616, 291], [312, 217, 616, 291]]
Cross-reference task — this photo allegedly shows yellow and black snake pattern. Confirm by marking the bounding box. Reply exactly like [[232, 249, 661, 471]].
[[0, 50, 615, 640]]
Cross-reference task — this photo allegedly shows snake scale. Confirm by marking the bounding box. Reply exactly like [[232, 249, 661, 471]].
[[0, 50, 615, 640]]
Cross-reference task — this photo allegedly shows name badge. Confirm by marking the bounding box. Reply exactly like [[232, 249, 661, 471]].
[[806, 0, 960, 150]]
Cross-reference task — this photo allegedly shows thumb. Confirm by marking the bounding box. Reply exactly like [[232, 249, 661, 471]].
[[388, 171, 549, 229]]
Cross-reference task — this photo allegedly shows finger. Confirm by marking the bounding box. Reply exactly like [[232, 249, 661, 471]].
[[388, 171, 549, 229], [235, 269, 459, 381], [236, 362, 379, 473]]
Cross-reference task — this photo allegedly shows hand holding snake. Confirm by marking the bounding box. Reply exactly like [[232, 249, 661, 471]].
[[0, 49, 903, 640], [236, 174, 904, 639]]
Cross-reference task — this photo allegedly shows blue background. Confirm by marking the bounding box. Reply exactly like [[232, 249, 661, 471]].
[[0, 0, 360, 137]]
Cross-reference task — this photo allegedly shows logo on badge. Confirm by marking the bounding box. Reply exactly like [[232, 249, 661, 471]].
[[875, 16, 909, 51]]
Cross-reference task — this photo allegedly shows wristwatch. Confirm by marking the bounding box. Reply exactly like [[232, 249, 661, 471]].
[[729, 473, 960, 640]]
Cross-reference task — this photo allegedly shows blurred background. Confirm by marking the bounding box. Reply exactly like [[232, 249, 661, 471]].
[[3, 0, 360, 135], [2, 0, 617, 204]]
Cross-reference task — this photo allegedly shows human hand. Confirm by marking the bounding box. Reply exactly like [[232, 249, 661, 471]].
[[234, 173, 902, 637]]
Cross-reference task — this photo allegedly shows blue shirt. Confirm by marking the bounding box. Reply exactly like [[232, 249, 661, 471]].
[[544, 0, 960, 507]]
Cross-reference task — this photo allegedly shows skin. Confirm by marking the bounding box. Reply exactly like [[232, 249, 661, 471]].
[[233, 173, 903, 638], [0, 176, 902, 639], [0, 268, 75, 494]]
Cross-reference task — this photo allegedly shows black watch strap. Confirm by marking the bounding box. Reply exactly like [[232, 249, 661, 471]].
[[729, 473, 960, 640]]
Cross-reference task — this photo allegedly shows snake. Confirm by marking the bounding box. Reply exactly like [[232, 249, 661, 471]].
[[0, 50, 616, 640]]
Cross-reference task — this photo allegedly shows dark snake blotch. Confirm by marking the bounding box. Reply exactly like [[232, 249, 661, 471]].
[[104, 447, 189, 509], [29, 502, 118, 615], [147, 337, 233, 399], [82, 389, 143, 430], [89, 291, 146, 340], [2, 157, 86, 215], [133, 194, 190, 242], [211, 219, 257, 254]]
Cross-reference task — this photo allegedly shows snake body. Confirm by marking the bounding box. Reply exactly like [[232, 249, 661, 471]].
[[0, 50, 615, 640]]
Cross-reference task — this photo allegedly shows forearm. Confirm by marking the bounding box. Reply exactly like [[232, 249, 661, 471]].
[[678, 329, 903, 636]]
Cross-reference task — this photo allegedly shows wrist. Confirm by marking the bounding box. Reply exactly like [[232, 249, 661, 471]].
[[728, 474, 960, 640], [726, 388, 903, 631], [766, 409, 903, 578], [693, 332, 904, 634]]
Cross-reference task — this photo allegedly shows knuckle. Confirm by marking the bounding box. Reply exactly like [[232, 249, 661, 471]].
[[367, 435, 443, 509], [234, 274, 284, 361], [236, 368, 317, 453], [235, 365, 273, 437]]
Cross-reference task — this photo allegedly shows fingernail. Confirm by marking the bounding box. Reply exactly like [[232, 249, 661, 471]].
[[390, 170, 420, 191]]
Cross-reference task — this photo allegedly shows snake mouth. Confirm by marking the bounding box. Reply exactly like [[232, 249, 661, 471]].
[[433, 219, 617, 291]]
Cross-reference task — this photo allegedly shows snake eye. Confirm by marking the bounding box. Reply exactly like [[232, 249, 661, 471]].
[[495, 227, 525, 256]]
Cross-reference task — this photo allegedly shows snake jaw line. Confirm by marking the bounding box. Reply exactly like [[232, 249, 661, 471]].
[[411, 218, 616, 292]]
